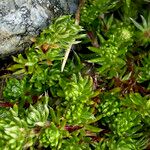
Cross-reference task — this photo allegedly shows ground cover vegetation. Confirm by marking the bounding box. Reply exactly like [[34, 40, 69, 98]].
[[0, 0, 150, 149]]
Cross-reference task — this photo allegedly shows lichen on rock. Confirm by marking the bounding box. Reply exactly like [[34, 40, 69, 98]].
[[0, 0, 79, 57]]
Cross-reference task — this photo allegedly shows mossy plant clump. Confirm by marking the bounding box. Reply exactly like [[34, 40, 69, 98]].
[[0, 0, 150, 149]]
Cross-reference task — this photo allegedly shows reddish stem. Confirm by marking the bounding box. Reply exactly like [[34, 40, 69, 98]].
[[0, 102, 14, 108], [65, 125, 83, 132]]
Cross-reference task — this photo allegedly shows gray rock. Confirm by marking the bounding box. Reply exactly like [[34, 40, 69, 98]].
[[0, 0, 79, 57]]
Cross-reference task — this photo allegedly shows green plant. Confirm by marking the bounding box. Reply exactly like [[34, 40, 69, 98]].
[[0, 1, 150, 149], [136, 53, 150, 83], [87, 24, 134, 78], [130, 13, 150, 45]]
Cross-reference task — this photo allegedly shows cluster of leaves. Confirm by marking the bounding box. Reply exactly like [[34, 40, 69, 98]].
[[0, 0, 150, 149]]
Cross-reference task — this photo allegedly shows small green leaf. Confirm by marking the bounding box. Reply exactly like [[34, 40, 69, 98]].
[[97, 33, 106, 43], [126, 0, 131, 7], [107, 14, 114, 28], [87, 115, 102, 124], [130, 18, 144, 31], [129, 93, 143, 106], [50, 107, 57, 124], [121, 72, 132, 81], [140, 15, 148, 29], [88, 47, 101, 54], [84, 125, 103, 133]]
